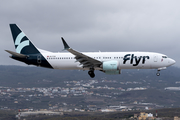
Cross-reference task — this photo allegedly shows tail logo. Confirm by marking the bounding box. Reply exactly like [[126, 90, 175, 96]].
[[15, 32, 29, 53]]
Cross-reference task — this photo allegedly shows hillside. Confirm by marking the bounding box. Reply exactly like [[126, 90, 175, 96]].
[[0, 65, 179, 88], [0, 65, 180, 110]]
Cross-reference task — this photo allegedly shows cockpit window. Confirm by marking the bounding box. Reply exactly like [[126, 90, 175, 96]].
[[162, 56, 168, 58]]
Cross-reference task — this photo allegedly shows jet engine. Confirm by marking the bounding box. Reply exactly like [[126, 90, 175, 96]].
[[102, 60, 121, 74]]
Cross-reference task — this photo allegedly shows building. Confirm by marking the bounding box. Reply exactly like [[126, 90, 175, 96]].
[[165, 87, 180, 91], [16, 111, 63, 118], [174, 116, 180, 120], [134, 112, 155, 120], [138, 112, 148, 120], [101, 109, 116, 112]]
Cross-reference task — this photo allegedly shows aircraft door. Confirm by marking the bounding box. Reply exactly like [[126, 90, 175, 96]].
[[37, 55, 41, 64], [154, 55, 158, 62]]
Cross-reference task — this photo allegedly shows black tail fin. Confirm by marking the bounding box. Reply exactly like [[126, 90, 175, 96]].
[[9, 24, 40, 55]]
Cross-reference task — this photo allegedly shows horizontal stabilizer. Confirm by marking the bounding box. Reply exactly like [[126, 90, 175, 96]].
[[5, 50, 28, 58]]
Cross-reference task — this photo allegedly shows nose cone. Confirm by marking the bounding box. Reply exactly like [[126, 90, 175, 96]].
[[168, 58, 176, 66]]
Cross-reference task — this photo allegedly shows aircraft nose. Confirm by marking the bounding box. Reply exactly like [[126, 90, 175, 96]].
[[168, 58, 176, 66]]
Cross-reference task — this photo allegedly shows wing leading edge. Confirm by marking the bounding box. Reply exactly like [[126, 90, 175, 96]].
[[61, 37, 102, 69]]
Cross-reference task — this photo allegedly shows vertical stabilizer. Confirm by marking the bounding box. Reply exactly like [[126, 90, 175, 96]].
[[9, 24, 40, 55]]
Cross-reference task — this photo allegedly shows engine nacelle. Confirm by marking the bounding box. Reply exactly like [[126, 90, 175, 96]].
[[102, 61, 121, 75]]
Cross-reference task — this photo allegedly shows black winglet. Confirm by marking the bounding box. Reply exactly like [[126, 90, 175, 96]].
[[61, 37, 70, 49]]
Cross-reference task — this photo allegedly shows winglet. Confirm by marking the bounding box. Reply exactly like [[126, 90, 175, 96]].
[[61, 37, 70, 49]]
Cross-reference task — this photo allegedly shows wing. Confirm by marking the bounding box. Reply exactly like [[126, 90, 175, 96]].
[[61, 37, 102, 68]]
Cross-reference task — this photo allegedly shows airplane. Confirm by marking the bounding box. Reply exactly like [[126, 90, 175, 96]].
[[5, 24, 176, 78]]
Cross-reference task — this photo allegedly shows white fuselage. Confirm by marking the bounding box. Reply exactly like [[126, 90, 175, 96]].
[[41, 51, 175, 70]]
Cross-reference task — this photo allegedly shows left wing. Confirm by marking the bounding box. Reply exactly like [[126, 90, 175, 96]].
[[61, 37, 102, 68]]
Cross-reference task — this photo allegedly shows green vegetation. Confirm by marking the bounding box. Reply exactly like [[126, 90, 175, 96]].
[[0, 110, 17, 120], [7, 108, 180, 120]]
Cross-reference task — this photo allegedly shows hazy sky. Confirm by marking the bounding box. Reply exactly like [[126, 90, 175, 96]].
[[1, 0, 180, 67]]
